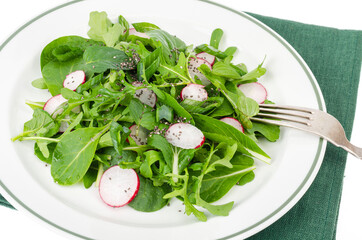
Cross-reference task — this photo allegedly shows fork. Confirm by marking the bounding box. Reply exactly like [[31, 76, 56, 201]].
[[250, 104, 362, 159]]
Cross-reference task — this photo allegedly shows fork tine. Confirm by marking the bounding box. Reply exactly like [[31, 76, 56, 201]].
[[259, 104, 314, 113], [258, 107, 312, 119], [250, 117, 311, 132], [255, 113, 311, 125]]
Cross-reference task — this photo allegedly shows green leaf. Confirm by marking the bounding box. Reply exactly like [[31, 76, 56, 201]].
[[87, 11, 112, 42], [147, 29, 186, 65], [248, 121, 280, 142], [156, 105, 174, 122], [51, 127, 105, 185], [40, 35, 102, 69], [109, 121, 131, 155], [42, 57, 86, 96], [151, 87, 194, 124], [132, 22, 160, 32], [205, 142, 237, 174], [102, 23, 124, 47], [212, 61, 241, 79], [31, 78, 48, 89], [201, 165, 256, 202], [240, 64, 266, 81], [83, 46, 136, 73], [147, 135, 173, 170], [140, 150, 162, 178], [210, 28, 223, 49], [129, 99, 144, 125], [34, 142, 57, 164], [83, 161, 99, 189], [194, 44, 228, 59], [193, 114, 271, 163], [128, 175, 171, 212]]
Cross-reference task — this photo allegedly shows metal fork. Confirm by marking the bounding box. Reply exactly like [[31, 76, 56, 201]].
[[250, 104, 362, 159]]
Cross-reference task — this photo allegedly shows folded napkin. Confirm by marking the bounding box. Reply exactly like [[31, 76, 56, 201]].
[[1, 10, 361, 240], [247, 13, 362, 240]]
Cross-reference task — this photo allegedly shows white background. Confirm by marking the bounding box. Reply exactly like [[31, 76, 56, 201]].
[[0, 0, 361, 239]]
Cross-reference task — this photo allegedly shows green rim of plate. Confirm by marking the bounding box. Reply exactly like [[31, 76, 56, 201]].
[[0, 0, 326, 239]]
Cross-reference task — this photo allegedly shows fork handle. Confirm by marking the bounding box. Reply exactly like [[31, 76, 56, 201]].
[[343, 142, 362, 160]]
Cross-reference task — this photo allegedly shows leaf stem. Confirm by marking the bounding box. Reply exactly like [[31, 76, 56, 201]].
[[19, 136, 60, 142]]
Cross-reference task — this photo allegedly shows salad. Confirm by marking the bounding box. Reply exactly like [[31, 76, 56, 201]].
[[12, 11, 280, 221]]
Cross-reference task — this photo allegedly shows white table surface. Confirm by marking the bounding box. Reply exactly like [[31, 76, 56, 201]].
[[0, 1, 361, 239]]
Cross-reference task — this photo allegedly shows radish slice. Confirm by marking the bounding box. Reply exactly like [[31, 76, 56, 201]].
[[132, 81, 157, 107], [43, 94, 67, 117], [165, 123, 205, 149], [188, 57, 212, 86], [99, 166, 139, 208], [238, 82, 267, 104], [180, 83, 208, 101], [128, 28, 150, 39], [220, 117, 244, 133], [63, 70, 86, 91], [196, 52, 216, 65], [129, 125, 149, 145]]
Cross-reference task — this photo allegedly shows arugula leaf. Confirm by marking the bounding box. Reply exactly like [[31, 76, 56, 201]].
[[193, 114, 271, 163], [212, 61, 241, 79], [132, 22, 160, 32], [210, 28, 223, 49], [151, 87, 194, 124], [147, 29, 186, 65], [147, 134, 173, 171]]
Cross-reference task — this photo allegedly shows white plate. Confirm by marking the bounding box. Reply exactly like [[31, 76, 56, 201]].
[[0, 0, 326, 239]]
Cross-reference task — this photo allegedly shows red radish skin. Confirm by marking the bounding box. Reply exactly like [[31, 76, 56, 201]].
[[220, 117, 244, 133], [99, 166, 140, 208], [238, 82, 267, 104], [165, 123, 205, 149], [132, 81, 157, 107], [63, 70, 86, 91], [43, 94, 67, 117], [196, 52, 216, 66], [128, 28, 150, 39], [129, 125, 149, 145], [180, 83, 208, 101], [188, 57, 212, 86]]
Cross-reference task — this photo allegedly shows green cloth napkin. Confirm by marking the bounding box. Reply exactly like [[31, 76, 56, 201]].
[[247, 14, 362, 240], [1, 11, 361, 240]]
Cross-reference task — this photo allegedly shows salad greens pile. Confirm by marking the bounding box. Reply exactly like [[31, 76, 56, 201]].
[[12, 11, 279, 221]]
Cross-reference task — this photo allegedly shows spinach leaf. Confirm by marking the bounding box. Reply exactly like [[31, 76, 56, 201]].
[[129, 175, 171, 212], [83, 46, 136, 73], [42, 57, 86, 96], [40, 35, 102, 69], [51, 127, 107, 185], [140, 150, 162, 178]]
